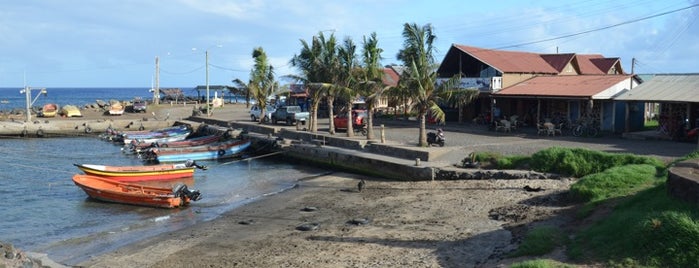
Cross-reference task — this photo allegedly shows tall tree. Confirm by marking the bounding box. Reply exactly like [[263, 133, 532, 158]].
[[233, 47, 276, 124], [356, 32, 387, 140], [337, 37, 359, 137], [289, 32, 338, 133], [396, 23, 462, 146]]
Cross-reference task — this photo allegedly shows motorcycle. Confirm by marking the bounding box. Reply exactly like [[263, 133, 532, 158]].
[[427, 128, 445, 147]]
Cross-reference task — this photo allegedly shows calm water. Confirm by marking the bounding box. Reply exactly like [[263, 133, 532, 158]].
[[0, 88, 324, 265], [0, 137, 324, 265]]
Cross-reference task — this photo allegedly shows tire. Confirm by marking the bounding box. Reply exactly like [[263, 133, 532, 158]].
[[263, 116, 269, 123], [587, 127, 599, 137], [360, 128, 367, 136], [251, 115, 257, 122], [572, 126, 583, 137], [36, 129, 45, 137], [438, 141, 444, 147], [84, 127, 92, 134], [286, 118, 292, 125]]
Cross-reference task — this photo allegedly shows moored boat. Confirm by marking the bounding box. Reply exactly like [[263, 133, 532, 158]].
[[72, 174, 202, 208], [109, 101, 125, 115], [40, 103, 58, 117], [121, 125, 192, 144], [123, 134, 222, 154], [142, 139, 252, 162], [73, 160, 207, 182], [59, 105, 82, 117]]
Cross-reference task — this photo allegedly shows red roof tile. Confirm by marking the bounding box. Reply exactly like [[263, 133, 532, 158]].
[[495, 75, 631, 97]]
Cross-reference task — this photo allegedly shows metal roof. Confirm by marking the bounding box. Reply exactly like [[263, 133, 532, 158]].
[[495, 75, 633, 99], [615, 74, 699, 102]]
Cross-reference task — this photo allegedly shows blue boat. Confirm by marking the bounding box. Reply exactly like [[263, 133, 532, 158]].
[[142, 139, 252, 162]]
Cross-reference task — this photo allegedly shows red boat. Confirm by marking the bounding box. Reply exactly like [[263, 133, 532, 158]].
[[73, 160, 207, 182], [72, 174, 202, 208]]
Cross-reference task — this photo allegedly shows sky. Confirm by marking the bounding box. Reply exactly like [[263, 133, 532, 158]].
[[0, 0, 697, 88]]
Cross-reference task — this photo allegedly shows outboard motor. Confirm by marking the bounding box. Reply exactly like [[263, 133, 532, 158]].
[[427, 128, 445, 147], [173, 184, 202, 201]]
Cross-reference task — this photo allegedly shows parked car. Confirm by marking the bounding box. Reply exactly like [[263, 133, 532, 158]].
[[271, 105, 309, 125], [132, 99, 147, 113], [249, 104, 276, 122], [334, 110, 367, 130]]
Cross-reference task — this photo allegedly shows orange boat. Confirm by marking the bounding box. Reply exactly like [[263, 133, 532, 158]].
[[72, 174, 202, 208], [73, 160, 207, 182]]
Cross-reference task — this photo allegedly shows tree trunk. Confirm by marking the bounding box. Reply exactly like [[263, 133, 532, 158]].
[[327, 96, 335, 135], [366, 103, 374, 140], [310, 99, 320, 133], [418, 112, 427, 147], [346, 102, 354, 137]]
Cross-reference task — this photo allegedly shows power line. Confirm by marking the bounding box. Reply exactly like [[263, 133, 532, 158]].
[[496, 3, 699, 50]]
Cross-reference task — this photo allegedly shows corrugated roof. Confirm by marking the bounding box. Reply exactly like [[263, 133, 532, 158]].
[[616, 74, 699, 102], [454, 45, 559, 74], [382, 67, 400, 87], [495, 75, 631, 98]]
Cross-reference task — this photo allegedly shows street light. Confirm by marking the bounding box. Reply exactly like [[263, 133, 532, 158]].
[[19, 86, 47, 122]]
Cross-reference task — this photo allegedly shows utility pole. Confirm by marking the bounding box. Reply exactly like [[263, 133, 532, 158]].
[[155, 56, 160, 105], [206, 50, 210, 117]]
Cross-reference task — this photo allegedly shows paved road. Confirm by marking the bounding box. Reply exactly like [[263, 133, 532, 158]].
[[215, 104, 698, 164]]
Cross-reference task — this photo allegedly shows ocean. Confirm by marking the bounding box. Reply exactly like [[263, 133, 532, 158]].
[[0, 87, 323, 265]]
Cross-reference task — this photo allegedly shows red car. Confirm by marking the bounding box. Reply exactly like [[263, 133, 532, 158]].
[[333, 110, 367, 130]]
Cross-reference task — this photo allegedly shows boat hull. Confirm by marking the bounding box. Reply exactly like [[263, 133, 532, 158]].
[[72, 174, 195, 208], [74, 163, 196, 182], [147, 139, 252, 162]]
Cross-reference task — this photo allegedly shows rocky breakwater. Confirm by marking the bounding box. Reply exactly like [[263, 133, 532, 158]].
[[0, 104, 195, 138]]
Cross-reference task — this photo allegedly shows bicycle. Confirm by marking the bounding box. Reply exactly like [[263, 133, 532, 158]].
[[572, 119, 599, 137]]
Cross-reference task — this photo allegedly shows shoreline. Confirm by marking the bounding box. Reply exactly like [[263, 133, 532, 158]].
[[78, 173, 576, 267], [4, 103, 694, 267]]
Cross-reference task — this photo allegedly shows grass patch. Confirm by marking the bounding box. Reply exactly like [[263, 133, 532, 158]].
[[510, 259, 577, 268], [569, 183, 699, 267], [462, 147, 665, 177], [510, 226, 568, 257]]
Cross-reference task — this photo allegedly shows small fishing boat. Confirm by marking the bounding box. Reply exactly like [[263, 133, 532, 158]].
[[40, 103, 58, 117], [72, 174, 202, 208], [121, 125, 192, 144], [73, 160, 207, 182], [142, 139, 252, 162], [109, 101, 125, 115], [123, 134, 222, 154], [60, 105, 82, 117]]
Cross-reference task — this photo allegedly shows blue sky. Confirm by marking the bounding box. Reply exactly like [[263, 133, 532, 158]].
[[1, 0, 697, 88]]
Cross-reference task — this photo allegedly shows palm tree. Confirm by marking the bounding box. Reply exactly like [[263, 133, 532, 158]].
[[356, 32, 387, 140], [289, 32, 339, 133], [336, 37, 359, 137], [396, 23, 463, 147], [232, 47, 276, 124]]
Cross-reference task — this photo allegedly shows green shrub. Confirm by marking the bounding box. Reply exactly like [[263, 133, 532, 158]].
[[529, 147, 664, 177]]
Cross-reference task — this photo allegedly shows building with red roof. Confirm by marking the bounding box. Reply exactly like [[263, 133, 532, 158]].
[[437, 44, 641, 133]]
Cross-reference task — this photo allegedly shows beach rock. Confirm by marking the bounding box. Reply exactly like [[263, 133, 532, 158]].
[[0, 241, 44, 268]]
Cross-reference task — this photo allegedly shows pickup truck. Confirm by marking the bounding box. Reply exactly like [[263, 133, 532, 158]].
[[271, 105, 309, 125]]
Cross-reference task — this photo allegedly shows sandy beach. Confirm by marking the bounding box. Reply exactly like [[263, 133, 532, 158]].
[[79, 173, 575, 267]]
